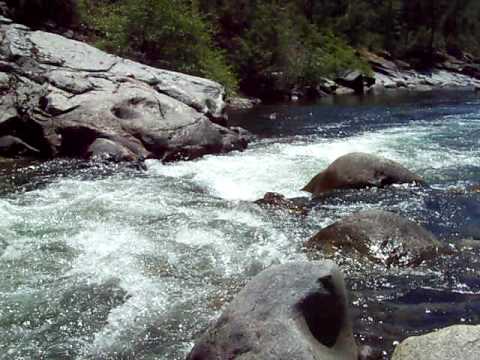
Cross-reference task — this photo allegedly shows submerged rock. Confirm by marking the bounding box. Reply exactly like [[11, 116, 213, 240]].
[[187, 261, 357, 360], [392, 325, 480, 360], [0, 19, 249, 162], [302, 153, 425, 197], [305, 210, 443, 267], [254, 192, 309, 215]]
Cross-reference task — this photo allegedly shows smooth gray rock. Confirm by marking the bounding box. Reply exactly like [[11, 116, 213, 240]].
[[303, 153, 425, 197], [392, 325, 480, 360], [0, 21, 249, 161], [305, 210, 443, 267], [187, 261, 357, 360], [86, 138, 137, 162]]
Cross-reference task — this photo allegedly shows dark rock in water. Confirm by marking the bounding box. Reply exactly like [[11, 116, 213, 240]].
[[335, 70, 374, 94], [302, 153, 425, 197], [187, 261, 358, 360], [0, 135, 40, 157], [336, 70, 365, 94], [305, 210, 443, 267], [391, 325, 480, 360], [350, 279, 480, 359], [255, 192, 309, 215], [0, 20, 249, 163]]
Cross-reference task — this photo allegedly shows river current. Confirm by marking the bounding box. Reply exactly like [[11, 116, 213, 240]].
[[1, 90, 480, 359]]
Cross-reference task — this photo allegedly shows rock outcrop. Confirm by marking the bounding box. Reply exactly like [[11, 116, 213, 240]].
[[0, 18, 249, 162], [359, 50, 480, 92], [392, 325, 480, 360], [187, 261, 357, 360], [335, 70, 375, 94], [305, 210, 443, 267], [303, 153, 425, 197]]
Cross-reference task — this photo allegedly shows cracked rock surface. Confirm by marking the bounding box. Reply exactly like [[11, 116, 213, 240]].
[[0, 18, 249, 161]]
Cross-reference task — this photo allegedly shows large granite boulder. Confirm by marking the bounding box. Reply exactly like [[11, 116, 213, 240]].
[[187, 261, 357, 360], [305, 210, 443, 267], [392, 325, 480, 360], [0, 19, 249, 162], [303, 153, 425, 197]]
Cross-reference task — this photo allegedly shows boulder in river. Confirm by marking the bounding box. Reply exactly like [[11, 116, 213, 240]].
[[187, 261, 357, 360], [302, 153, 425, 197], [254, 192, 309, 215], [0, 20, 249, 162], [305, 210, 443, 267], [392, 325, 480, 360]]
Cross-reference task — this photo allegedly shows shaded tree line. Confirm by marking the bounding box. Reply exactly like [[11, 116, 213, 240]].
[[5, 0, 480, 97]]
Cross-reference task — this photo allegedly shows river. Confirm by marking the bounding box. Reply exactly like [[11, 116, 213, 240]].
[[1, 90, 480, 359]]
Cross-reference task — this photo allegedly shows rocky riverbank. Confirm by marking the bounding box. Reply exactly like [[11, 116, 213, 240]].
[[228, 50, 480, 106], [0, 17, 250, 163], [310, 51, 480, 100]]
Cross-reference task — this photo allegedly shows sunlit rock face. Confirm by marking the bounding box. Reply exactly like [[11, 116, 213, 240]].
[[302, 153, 425, 197], [0, 18, 249, 162], [392, 325, 480, 360], [187, 261, 358, 360]]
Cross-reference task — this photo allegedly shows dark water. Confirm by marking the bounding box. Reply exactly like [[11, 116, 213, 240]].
[[1, 90, 480, 359]]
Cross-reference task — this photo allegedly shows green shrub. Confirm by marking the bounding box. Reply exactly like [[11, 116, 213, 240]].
[[79, 0, 238, 95]]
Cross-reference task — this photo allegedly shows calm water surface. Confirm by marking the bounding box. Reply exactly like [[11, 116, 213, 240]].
[[1, 90, 480, 359]]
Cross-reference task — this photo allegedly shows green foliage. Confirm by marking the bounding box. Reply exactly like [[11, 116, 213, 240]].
[[78, 0, 370, 97], [79, 0, 238, 95], [202, 0, 370, 95], [12, 0, 480, 97]]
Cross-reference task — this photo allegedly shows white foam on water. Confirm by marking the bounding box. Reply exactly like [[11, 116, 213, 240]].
[[65, 225, 172, 355], [0, 199, 19, 225], [2, 101, 480, 358], [149, 117, 480, 203], [213, 207, 265, 227]]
